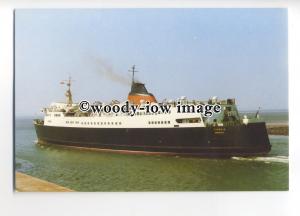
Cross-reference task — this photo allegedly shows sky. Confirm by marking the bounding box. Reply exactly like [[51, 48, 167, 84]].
[[15, 9, 288, 117]]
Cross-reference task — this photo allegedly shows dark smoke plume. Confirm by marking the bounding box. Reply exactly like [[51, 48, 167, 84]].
[[94, 58, 131, 86]]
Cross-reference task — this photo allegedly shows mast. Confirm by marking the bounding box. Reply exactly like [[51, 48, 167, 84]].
[[128, 65, 138, 84], [61, 77, 73, 106]]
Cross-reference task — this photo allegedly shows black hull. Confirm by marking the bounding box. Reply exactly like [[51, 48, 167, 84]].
[[34, 122, 271, 157]]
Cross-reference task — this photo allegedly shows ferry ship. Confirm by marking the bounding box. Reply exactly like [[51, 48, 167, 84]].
[[34, 66, 271, 157]]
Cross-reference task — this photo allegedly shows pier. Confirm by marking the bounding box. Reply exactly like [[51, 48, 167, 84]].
[[266, 124, 288, 136], [15, 172, 74, 192]]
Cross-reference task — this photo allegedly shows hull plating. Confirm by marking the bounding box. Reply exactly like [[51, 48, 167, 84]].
[[34, 122, 271, 157]]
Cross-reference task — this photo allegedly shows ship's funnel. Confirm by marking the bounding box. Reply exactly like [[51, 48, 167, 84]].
[[127, 65, 157, 104], [128, 82, 157, 104]]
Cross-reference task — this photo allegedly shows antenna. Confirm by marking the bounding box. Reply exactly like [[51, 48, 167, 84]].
[[128, 65, 138, 84]]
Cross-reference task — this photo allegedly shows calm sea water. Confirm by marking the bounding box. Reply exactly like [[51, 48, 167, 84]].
[[15, 111, 288, 191]]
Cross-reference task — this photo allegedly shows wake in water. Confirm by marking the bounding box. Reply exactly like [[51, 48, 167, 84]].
[[231, 156, 288, 164]]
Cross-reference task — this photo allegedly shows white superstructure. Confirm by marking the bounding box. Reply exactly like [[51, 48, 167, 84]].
[[43, 101, 206, 129], [40, 75, 208, 129]]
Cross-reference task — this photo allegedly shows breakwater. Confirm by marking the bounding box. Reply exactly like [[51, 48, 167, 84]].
[[267, 124, 288, 136]]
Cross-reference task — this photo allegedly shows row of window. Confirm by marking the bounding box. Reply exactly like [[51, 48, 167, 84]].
[[148, 121, 171, 125], [135, 111, 171, 116], [176, 118, 201, 124], [65, 119, 201, 126], [65, 120, 174, 126], [66, 121, 122, 125]]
